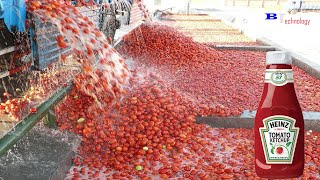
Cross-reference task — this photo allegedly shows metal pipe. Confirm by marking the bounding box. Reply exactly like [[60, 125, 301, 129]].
[[210, 45, 276, 51], [186, 0, 191, 15]]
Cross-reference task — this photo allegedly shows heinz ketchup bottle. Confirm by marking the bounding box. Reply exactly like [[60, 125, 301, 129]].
[[254, 51, 304, 178]]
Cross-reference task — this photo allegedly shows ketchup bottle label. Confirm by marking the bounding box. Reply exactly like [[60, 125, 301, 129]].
[[259, 115, 299, 164], [265, 69, 294, 86]]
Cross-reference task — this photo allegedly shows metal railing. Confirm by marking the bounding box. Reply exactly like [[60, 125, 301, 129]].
[[0, 83, 73, 157]]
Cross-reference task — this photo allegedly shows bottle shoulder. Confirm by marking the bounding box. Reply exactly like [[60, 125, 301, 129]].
[[257, 83, 302, 119], [260, 83, 299, 105]]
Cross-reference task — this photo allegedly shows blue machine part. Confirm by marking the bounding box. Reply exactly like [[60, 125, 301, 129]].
[[0, 0, 26, 32], [0, 0, 4, 17]]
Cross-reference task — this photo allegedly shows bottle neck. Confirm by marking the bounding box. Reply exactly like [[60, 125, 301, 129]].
[[265, 64, 293, 86], [261, 64, 299, 109]]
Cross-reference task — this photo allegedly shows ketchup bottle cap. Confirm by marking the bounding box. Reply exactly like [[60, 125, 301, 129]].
[[266, 51, 292, 65]]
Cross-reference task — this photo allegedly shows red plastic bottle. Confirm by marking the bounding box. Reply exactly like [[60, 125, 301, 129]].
[[254, 51, 304, 178]]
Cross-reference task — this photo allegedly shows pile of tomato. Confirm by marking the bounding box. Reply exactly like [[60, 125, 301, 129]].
[[58, 22, 319, 178], [119, 23, 320, 113], [59, 71, 319, 179]]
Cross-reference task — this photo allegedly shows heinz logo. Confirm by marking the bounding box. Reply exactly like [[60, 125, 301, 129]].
[[265, 13, 310, 25]]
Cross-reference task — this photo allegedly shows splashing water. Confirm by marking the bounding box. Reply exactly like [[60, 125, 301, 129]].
[[1, 0, 152, 122], [26, 0, 130, 107]]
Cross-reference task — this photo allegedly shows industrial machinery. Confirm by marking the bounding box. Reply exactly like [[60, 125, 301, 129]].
[[0, 0, 32, 102], [0, 0, 132, 102]]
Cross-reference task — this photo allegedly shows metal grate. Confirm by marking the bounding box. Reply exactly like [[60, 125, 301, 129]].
[[30, 6, 102, 70]]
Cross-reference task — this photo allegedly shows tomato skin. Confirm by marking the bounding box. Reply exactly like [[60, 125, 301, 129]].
[[276, 147, 284, 154], [30, 107, 37, 114], [83, 28, 89, 34], [56, 35, 68, 48]]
